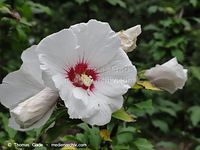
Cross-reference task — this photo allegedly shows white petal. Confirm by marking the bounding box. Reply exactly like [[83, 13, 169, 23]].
[[107, 96, 123, 112], [81, 92, 122, 125], [94, 79, 130, 97], [9, 106, 55, 131], [161, 57, 187, 89], [82, 102, 112, 126], [37, 29, 78, 76], [95, 50, 137, 97], [21, 45, 38, 63], [51, 74, 96, 119], [21, 45, 44, 85], [52, 74, 73, 106], [21, 44, 56, 90], [184, 69, 188, 74], [64, 87, 98, 119], [162, 57, 177, 67], [124, 25, 142, 39], [42, 71, 57, 90], [145, 65, 175, 81], [70, 19, 120, 68], [67, 93, 98, 119], [151, 78, 177, 93], [92, 92, 123, 112], [72, 87, 89, 106], [183, 69, 188, 79], [0, 69, 43, 108]]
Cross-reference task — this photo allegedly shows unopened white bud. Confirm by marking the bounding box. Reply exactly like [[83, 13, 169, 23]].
[[145, 57, 187, 94], [10, 87, 58, 128], [118, 25, 141, 53]]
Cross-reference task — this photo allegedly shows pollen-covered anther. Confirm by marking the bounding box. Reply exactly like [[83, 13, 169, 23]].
[[81, 74, 93, 87]]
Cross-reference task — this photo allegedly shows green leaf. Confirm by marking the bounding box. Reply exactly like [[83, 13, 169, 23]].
[[117, 128, 133, 144], [76, 133, 87, 143], [158, 107, 176, 117], [128, 107, 146, 117], [89, 4, 98, 12], [135, 100, 153, 111], [106, 0, 126, 8], [134, 138, 154, 150], [16, 25, 27, 40], [112, 108, 134, 122], [191, 66, 200, 81], [20, 3, 32, 19], [160, 19, 173, 27], [158, 99, 183, 112], [153, 50, 166, 61], [153, 32, 165, 40], [188, 106, 200, 126], [195, 145, 200, 150], [157, 141, 178, 150], [166, 37, 185, 48], [181, 19, 192, 31], [156, 99, 181, 117], [148, 6, 158, 14], [165, 7, 175, 15], [0, 6, 11, 14], [61, 135, 81, 143], [119, 134, 134, 145], [131, 100, 155, 116], [152, 119, 169, 133], [78, 123, 101, 150], [35, 108, 67, 141], [134, 81, 161, 91], [190, 0, 198, 7], [78, 123, 90, 132], [118, 126, 136, 134], [0, 113, 17, 139], [193, 17, 200, 24], [28, 1, 52, 15], [171, 49, 184, 62], [0, 0, 6, 3], [75, 0, 89, 5], [113, 145, 130, 150], [19, 18, 32, 26], [0, 131, 6, 144], [88, 127, 101, 150]]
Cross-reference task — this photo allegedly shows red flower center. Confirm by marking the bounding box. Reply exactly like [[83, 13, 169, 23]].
[[66, 62, 98, 91]]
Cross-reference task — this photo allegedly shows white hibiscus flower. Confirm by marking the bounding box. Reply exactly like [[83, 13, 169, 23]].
[[0, 45, 59, 131], [37, 19, 137, 126]]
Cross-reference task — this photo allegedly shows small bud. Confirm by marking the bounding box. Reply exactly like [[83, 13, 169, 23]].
[[145, 58, 187, 93], [118, 25, 141, 53]]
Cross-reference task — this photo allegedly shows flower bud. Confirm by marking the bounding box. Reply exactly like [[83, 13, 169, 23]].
[[118, 25, 141, 53], [10, 87, 58, 128], [145, 57, 187, 93]]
